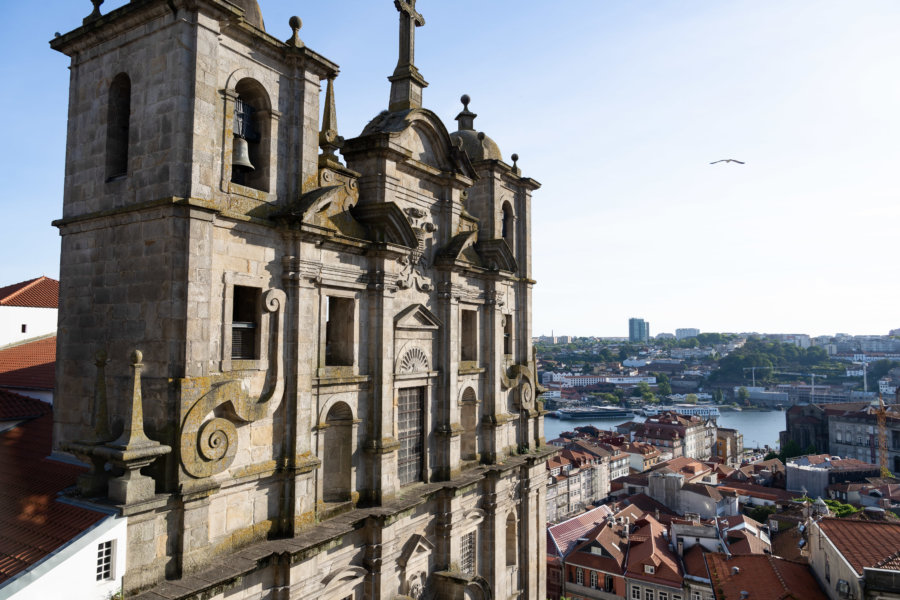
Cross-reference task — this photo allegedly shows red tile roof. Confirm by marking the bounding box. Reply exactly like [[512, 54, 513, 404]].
[[718, 481, 797, 502], [0, 277, 58, 309], [0, 336, 56, 391], [547, 504, 615, 557], [682, 543, 708, 579], [818, 517, 900, 575], [0, 392, 106, 584], [704, 553, 827, 599], [624, 515, 683, 588]]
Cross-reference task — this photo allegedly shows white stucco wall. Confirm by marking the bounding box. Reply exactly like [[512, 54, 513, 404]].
[[2, 513, 127, 600], [0, 307, 57, 347]]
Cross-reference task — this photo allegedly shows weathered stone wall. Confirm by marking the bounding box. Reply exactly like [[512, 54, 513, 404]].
[[52, 1, 551, 598]]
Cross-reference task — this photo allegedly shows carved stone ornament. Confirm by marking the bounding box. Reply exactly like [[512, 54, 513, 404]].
[[398, 347, 429, 374], [180, 288, 286, 479], [397, 207, 435, 292], [521, 381, 534, 410]]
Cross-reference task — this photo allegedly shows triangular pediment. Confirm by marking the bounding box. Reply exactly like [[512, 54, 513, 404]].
[[397, 533, 435, 568], [395, 304, 442, 331]]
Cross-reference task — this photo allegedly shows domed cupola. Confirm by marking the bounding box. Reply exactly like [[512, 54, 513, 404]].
[[449, 95, 503, 162], [230, 0, 266, 31]]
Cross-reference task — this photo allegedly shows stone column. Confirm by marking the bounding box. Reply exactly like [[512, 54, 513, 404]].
[[436, 278, 461, 479], [365, 256, 399, 503], [291, 248, 321, 529]]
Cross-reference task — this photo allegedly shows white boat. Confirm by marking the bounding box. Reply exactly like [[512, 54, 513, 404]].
[[556, 406, 635, 420], [643, 404, 720, 418]]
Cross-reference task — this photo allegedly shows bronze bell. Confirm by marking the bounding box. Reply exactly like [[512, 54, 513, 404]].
[[232, 137, 255, 171]]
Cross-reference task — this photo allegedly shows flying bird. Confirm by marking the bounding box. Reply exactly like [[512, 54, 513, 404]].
[[710, 159, 745, 165]]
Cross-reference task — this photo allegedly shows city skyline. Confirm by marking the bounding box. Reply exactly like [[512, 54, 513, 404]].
[[2, 1, 899, 337]]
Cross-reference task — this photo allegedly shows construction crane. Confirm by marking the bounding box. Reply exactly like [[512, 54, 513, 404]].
[[741, 366, 824, 397], [875, 395, 891, 478]]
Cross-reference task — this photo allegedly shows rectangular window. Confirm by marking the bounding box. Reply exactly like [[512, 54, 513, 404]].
[[590, 571, 598, 588], [96, 540, 114, 581], [692, 592, 701, 600], [232, 286, 259, 359], [632, 586, 642, 600], [503, 314, 512, 355], [20, 324, 26, 333], [325, 296, 354, 366], [605, 574, 614, 592], [645, 590, 654, 600], [398, 387, 424, 486], [461, 531, 476, 574], [461, 309, 477, 362], [576, 568, 583, 585], [659, 592, 668, 600]]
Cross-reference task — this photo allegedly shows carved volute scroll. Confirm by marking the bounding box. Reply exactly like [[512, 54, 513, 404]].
[[180, 288, 286, 479]]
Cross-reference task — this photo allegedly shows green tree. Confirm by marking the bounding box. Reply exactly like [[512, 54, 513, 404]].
[[656, 373, 672, 396], [685, 394, 699, 404], [780, 439, 802, 461], [737, 387, 750, 405], [748, 504, 776, 524]]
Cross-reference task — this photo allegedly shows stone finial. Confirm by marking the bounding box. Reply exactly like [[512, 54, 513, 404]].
[[511, 153, 521, 175], [95, 350, 171, 505], [319, 72, 345, 168], [84, 0, 103, 24], [455, 94, 477, 132], [109, 350, 153, 449], [92, 349, 111, 441], [388, 0, 428, 112], [286, 16, 304, 48]]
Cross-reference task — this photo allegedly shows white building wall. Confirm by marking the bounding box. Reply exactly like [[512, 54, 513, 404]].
[[3, 514, 127, 600], [0, 307, 57, 347]]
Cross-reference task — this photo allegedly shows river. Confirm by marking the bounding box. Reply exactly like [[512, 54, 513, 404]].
[[543, 409, 786, 450]]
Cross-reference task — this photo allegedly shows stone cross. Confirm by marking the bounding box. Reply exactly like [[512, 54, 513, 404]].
[[394, 0, 425, 70], [389, 0, 429, 112]]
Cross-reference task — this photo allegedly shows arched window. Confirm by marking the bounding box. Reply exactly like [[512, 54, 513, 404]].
[[323, 402, 353, 502], [501, 202, 515, 249], [106, 73, 131, 179], [231, 78, 271, 192], [461, 387, 478, 461], [505, 512, 517, 567]]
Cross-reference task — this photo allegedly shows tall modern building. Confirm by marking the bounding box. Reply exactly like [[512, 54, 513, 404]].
[[629, 318, 650, 343], [49, 1, 551, 598], [675, 328, 700, 340]]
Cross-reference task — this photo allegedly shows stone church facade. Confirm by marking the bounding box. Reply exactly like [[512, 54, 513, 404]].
[[50, 1, 551, 598]]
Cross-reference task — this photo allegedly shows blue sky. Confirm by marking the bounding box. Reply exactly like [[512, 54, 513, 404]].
[[2, 1, 899, 337]]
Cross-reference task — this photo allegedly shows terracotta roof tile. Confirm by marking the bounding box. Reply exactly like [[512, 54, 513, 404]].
[[818, 517, 900, 575], [0, 392, 106, 584], [682, 543, 708, 578], [0, 336, 56, 391], [0, 277, 58, 309], [704, 553, 827, 599], [547, 504, 615, 557], [624, 515, 683, 587]]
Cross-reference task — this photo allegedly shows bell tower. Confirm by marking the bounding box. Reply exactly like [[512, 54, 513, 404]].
[[51, 0, 336, 590]]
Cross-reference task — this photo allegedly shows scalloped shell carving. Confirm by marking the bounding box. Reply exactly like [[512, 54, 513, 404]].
[[398, 347, 429, 374]]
